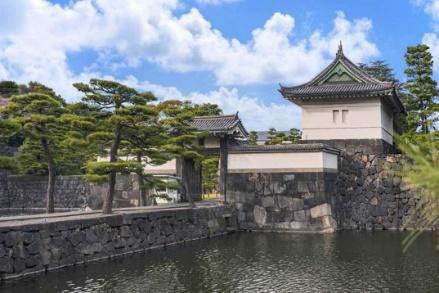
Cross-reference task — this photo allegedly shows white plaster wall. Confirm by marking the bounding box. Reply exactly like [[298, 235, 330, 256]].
[[143, 159, 176, 175], [381, 103, 394, 143], [301, 99, 393, 144], [228, 152, 338, 173], [204, 136, 220, 148]]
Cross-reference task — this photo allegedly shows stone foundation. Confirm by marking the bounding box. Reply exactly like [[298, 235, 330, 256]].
[[0, 174, 151, 210], [334, 153, 437, 230], [227, 172, 338, 233], [0, 204, 232, 280]]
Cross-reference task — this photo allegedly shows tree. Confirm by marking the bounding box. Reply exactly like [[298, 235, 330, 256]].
[[0, 93, 65, 213], [202, 156, 219, 195], [0, 81, 19, 97], [287, 128, 302, 143], [191, 103, 222, 116], [398, 132, 439, 251], [358, 60, 398, 83], [121, 92, 170, 206], [265, 128, 287, 145], [403, 44, 439, 133], [74, 79, 154, 214], [248, 131, 258, 145], [158, 100, 207, 208]]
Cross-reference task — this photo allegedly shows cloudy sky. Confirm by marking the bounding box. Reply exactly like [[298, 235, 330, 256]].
[[0, 0, 438, 130]]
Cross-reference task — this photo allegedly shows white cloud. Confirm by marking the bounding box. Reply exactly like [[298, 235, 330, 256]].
[[196, 0, 240, 5], [0, 0, 378, 129], [123, 75, 300, 130], [412, 0, 439, 69], [0, 0, 378, 94]]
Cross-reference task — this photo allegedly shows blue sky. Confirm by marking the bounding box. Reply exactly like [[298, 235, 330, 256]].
[[1, 0, 438, 130]]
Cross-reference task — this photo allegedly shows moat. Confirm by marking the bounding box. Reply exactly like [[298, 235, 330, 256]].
[[1, 231, 437, 293]]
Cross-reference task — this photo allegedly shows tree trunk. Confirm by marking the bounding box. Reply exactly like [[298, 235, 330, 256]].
[[41, 137, 55, 214], [183, 178, 195, 208], [219, 135, 228, 203], [102, 124, 122, 214], [137, 152, 148, 206]]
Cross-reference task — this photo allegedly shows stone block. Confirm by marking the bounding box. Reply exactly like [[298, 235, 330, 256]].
[[310, 203, 332, 218], [322, 216, 337, 231], [289, 221, 308, 230], [261, 196, 275, 208], [291, 198, 304, 211], [0, 257, 13, 273], [276, 196, 292, 209], [293, 210, 307, 222], [253, 205, 267, 227]]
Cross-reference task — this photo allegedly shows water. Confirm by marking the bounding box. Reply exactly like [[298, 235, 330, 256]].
[[1, 231, 438, 293]]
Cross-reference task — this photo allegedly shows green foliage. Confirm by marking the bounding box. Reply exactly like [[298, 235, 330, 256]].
[[0, 156, 16, 171], [403, 44, 439, 133], [287, 128, 302, 143], [202, 156, 219, 194], [397, 132, 439, 251], [0, 81, 19, 97], [74, 79, 166, 212], [190, 102, 223, 116], [265, 128, 286, 145], [248, 131, 258, 145], [158, 100, 206, 163], [358, 60, 398, 83]]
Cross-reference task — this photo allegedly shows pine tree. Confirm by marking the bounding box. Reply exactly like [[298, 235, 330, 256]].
[[0, 93, 65, 213], [287, 128, 302, 143], [404, 44, 439, 133], [121, 92, 170, 206], [248, 131, 258, 145], [358, 60, 398, 83], [0, 81, 19, 97], [74, 79, 155, 214], [158, 100, 207, 208]]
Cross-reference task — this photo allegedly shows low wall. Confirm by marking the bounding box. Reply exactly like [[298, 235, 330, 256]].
[[227, 172, 338, 233], [0, 204, 232, 280], [227, 144, 339, 233], [0, 174, 145, 210]]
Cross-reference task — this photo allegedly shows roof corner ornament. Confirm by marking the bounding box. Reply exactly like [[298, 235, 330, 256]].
[[234, 111, 239, 119], [336, 41, 343, 57]]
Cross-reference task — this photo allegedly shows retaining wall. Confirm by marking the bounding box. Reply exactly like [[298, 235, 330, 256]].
[[227, 172, 338, 233], [334, 152, 436, 230], [0, 204, 232, 280], [0, 174, 144, 210]]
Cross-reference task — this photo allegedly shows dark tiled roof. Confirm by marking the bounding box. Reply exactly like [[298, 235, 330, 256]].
[[279, 43, 405, 113], [229, 143, 340, 155], [192, 113, 249, 137], [282, 82, 393, 98]]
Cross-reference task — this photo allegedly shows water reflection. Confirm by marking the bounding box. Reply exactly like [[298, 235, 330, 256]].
[[1, 231, 438, 293]]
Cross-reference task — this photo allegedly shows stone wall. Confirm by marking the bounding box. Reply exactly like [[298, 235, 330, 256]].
[[334, 152, 436, 230], [0, 204, 232, 280], [0, 174, 144, 210], [227, 172, 338, 233]]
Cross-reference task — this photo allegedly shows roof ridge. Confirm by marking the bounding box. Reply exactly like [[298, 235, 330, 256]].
[[193, 114, 237, 119], [280, 47, 391, 91]]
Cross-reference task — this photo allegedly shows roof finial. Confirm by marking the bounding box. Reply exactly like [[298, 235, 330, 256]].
[[336, 41, 343, 57]]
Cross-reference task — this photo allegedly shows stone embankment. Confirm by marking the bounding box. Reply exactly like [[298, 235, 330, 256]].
[[0, 203, 233, 280], [335, 153, 436, 230], [227, 172, 338, 233]]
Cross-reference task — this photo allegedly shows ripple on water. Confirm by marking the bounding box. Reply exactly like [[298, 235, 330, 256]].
[[0, 231, 438, 293]]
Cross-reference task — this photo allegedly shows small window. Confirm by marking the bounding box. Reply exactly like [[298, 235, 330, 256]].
[[332, 110, 339, 123], [342, 109, 348, 123]]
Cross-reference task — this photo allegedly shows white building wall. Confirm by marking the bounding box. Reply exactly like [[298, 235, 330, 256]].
[[301, 98, 393, 144], [228, 151, 338, 173], [143, 159, 176, 175]]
